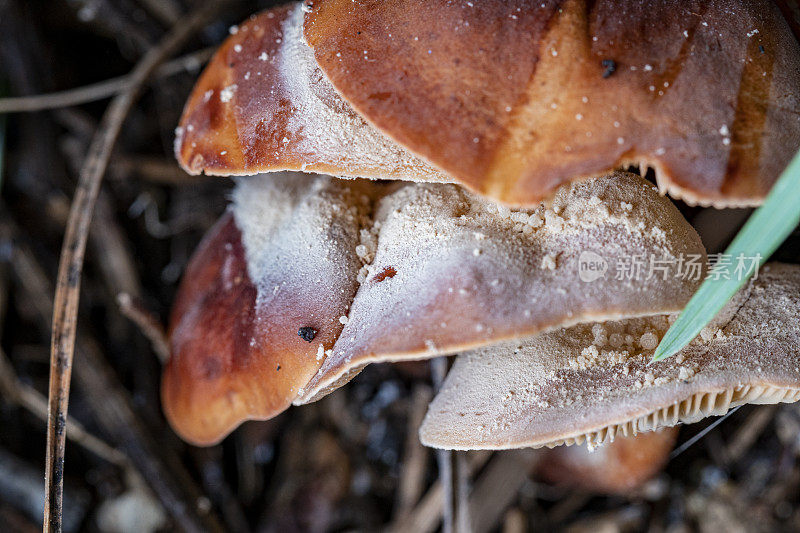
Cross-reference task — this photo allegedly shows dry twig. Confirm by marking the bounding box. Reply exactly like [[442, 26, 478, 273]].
[[0, 48, 213, 114], [44, 3, 226, 531], [502, 508, 527, 533], [0, 346, 127, 467], [138, 0, 182, 26], [468, 451, 542, 533], [116, 292, 170, 364], [389, 451, 492, 533], [430, 357, 470, 533], [725, 406, 778, 462], [5, 214, 224, 532], [395, 384, 433, 519]]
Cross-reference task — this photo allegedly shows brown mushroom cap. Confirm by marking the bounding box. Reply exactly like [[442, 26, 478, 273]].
[[419, 263, 800, 450], [163, 175, 376, 445], [304, 0, 800, 207], [537, 427, 679, 494], [174, 4, 447, 183], [164, 170, 704, 443], [176, 1, 800, 207], [296, 170, 704, 403]]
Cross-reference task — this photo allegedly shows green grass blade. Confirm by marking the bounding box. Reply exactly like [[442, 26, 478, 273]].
[[653, 149, 800, 361]]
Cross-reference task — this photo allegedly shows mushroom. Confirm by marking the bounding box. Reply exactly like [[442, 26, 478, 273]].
[[166, 1, 800, 453], [419, 263, 800, 450], [537, 427, 679, 494], [175, 1, 800, 207], [163, 170, 704, 445]]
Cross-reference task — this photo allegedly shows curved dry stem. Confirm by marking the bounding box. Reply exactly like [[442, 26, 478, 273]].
[[43, 3, 226, 531], [0, 48, 214, 114]]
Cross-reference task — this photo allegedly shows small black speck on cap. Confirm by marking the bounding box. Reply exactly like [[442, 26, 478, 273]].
[[298, 326, 317, 342], [601, 59, 616, 78]]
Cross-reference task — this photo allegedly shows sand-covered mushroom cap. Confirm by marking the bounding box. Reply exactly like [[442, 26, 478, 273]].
[[175, 0, 800, 207], [419, 264, 800, 450], [176, 1, 800, 207], [296, 171, 705, 403], [174, 4, 447, 183], [164, 171, 704, 443], [163, 175, 375, 445], [303, 0, 800, 207]]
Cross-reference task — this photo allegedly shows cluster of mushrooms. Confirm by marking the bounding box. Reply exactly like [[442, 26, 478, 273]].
[[165, 0, 800, 466]]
